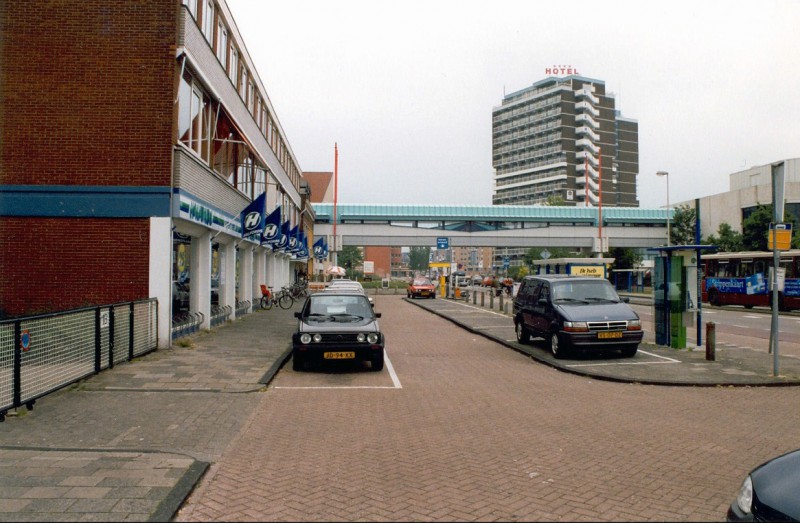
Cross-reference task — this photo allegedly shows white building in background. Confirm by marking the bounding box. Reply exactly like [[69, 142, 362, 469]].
[[675, 158, 800, 238]]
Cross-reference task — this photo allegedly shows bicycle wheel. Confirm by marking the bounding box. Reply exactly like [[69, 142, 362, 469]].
[[260, 296, 273, 310], [278, 292, 294, 309]]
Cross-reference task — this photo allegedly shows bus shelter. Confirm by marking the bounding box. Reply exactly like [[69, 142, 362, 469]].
[[648, 245, 716, 349]]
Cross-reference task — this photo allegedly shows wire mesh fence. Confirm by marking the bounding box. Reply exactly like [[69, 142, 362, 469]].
[[0, 299, 158, 421]]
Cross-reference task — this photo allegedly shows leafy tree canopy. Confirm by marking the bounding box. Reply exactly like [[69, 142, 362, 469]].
[[704, 222, 743, 253], [408, 246, 431, 272], [337, 245, 363, 279], [740, 204, 800, 251], [669, 204, 698, 245]]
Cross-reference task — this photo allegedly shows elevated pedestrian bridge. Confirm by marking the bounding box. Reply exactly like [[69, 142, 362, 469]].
[[311, 203, 672, 249]]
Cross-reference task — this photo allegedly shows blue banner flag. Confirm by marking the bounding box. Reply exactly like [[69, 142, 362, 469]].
[[288, 225, 300, 253], [261, 206, 282, 246], [313, 237, 324, 259], [275, 220, 290, 252], [239, 192, 266, 239]]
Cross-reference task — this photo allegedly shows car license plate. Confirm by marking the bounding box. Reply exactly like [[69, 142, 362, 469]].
[[324, 351, 355, 359], [597, 331, 623, 339]]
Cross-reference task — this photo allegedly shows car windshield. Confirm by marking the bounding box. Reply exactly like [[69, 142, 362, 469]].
[[305, 295, 373, 320], [551, 280, 620, 303], [413, 279, 432, 286]]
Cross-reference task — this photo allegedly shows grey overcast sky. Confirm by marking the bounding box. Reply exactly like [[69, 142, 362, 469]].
[[227, 0, 800, 209]]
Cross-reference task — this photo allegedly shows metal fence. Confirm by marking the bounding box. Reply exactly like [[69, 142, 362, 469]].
[[0, 299, 158, 421]]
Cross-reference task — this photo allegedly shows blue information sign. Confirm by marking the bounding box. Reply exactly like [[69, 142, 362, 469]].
[[436, 237, 449, 249]]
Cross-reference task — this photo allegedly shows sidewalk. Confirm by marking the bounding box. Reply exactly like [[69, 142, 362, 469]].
[[407, 293, 800, 386], [0, 305, 298, 522]]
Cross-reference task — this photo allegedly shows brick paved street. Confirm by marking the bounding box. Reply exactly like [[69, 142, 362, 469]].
[[175, 295, 800, 522]]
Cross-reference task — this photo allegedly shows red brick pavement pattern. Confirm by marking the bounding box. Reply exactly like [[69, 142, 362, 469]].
[[176, 295, 800, 522]]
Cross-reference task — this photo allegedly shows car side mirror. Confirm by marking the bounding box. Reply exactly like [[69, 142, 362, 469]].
[[621, 297, 630, 303], [375, 312, 382, 318], [294, 312, 301, 318]]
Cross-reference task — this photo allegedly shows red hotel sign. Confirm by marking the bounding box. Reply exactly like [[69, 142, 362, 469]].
[[545, 65, 580, 76]]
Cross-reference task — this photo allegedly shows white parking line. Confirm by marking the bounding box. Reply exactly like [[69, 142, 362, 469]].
[[274, 350, 402, 390], [565, 349, 681, 368], [450, 302, 510, 318]]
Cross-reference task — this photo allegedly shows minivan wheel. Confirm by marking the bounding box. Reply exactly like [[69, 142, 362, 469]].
[[515, 321, 531, 344], [550, 332, 568, 359]]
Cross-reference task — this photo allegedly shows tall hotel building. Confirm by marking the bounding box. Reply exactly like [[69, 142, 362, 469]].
[[492, 75, 639, 208], [0, 1, 314, 346]]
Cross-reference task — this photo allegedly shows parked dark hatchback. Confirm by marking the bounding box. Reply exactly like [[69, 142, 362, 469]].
[[727, 448, 800, 522], [512, 275, 643, 358], [292, 291, 384, 371]]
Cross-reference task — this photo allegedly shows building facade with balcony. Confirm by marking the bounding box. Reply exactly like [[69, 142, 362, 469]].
[[0, 0, 312, 345], [492, 75, 639, 208], [491, 75, 639, 267]]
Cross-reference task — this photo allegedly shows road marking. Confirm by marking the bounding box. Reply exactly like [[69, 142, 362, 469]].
[[565, 349, 681, 368], [450, 302, 510, 318], [274, 350, 402, 390]]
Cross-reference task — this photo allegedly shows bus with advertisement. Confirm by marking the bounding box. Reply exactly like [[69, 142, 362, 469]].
[[701, 250, 800, 310]]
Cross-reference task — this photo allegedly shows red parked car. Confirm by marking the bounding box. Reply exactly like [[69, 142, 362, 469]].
[[407, 278, 436, 299]]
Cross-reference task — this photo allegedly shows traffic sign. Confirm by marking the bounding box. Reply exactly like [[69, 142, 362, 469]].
[[436, 237, 449, 249], [768, 223, 792, 250]]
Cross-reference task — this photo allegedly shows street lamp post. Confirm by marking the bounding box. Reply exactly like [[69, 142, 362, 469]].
[[657, 171, 670, 246]]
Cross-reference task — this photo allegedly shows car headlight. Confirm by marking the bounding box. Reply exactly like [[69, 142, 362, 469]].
[[300, 333, 312, 344], [627, 319, 641, 330], [736, 475, 753, 515], [357, 333, 366, 343], [563, 321, 589, 332], [367, 333, 379, 344], [312, 334, 322, 343]]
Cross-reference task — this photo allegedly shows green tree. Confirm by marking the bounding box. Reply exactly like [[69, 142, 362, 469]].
[[669, 204, 697, 245], [337, 245, 363, 279], [704, 222, 743, 252], [741, 204, 800, 251], [544, 194, 567, 206], [408, 246, 431, 272], [608, 247, 641, 270]]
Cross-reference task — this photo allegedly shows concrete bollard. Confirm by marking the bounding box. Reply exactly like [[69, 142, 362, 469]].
[[480, 291, 485, 307], [706, 322, 716, 361]]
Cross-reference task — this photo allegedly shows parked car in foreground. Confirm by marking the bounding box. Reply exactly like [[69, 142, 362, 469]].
[[726, 448, 800, 522], [292, 291, 384, 372], [512, 275, 643, 358], [407, 278, 436, 299]]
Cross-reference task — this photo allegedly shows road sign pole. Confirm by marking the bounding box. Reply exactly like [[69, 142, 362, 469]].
[[771, 162, 784, 376]]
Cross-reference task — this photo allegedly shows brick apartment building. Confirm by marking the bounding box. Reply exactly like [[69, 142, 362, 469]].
[[0, 0, 313, 345]]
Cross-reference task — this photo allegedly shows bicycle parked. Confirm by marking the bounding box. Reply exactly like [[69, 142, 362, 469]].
[[273, 285, 295, 309], [260, 284, 294, 310], [288, 281, 308, 299], [260, 284, 275, 310]]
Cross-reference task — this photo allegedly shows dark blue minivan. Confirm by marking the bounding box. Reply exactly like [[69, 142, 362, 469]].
[[512, 275, 643, 358]]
